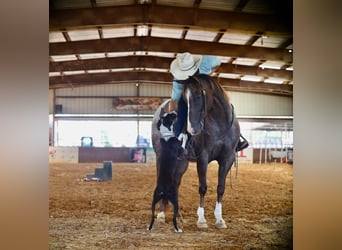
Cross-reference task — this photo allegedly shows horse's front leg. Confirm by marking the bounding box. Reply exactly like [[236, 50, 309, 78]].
[[196, 156, 209, 228], [214, 153, 235, 229]]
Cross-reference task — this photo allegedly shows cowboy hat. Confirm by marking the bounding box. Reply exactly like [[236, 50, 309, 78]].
[[170, 52, 203, 80]]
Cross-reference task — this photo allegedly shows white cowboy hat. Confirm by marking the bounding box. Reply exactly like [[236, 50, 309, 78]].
[[170, 52, 203, 80]]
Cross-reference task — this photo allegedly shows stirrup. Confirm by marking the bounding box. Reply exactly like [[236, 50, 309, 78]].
[[236, 140, 249, 152]]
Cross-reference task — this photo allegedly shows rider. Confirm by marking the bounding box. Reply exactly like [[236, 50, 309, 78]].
[[162, 52, 249, 156]]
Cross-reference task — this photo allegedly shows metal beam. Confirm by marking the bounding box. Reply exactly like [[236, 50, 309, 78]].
[[50, 37, 293, 63], [49, 71, 292, 95], [50, 4, 292, 34], [50, 55, 292, 80]]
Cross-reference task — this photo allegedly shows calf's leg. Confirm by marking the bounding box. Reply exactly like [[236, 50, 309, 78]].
[[169, 194, 182, 233], [148, 190, 161, 231]]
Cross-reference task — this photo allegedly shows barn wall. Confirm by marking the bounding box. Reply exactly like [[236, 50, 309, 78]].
[[228, 92, 293, 117], [49, 89, 54, 114], [50, 83, 292, 117]]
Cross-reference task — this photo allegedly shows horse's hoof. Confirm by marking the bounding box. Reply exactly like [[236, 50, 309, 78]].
[[197, 220, 208, 229], [157, 212, 165, 223], [175, 228, 183, 233], [215, 219, 227, 229]]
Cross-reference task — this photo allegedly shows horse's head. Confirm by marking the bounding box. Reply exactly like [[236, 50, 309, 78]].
[[183, 76, 208, 136]]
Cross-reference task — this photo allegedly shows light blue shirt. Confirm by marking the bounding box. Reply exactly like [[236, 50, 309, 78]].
[[171, 55, 221, 100]]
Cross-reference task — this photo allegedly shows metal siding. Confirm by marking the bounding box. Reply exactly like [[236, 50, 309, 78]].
[[52, 84, 292, 117], [59, 98, 112, 114], [55, 83, 138, 96], [228, 91, 293, 117], [49, 89, 54, 113], [139, 83, 171, 97]]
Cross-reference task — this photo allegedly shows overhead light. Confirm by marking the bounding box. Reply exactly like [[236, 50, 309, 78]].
[[138, 0, 151, 3], [136, 25, 148, 37]]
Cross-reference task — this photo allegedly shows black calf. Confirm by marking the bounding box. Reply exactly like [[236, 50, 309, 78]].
[[148, 137, 182, 233]]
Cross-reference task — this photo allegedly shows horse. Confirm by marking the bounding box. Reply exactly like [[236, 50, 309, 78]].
[[151, 73, 240, 229]]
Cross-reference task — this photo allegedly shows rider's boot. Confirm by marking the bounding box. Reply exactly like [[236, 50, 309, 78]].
[[236, 135, 249, 152]]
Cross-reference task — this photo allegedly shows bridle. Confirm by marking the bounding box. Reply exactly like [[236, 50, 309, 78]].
[[183, 77, 207, 131], [184, 75, 235, 133]]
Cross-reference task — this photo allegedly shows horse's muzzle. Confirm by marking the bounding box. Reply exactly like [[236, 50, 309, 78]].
[[187, 125, 202, 136]]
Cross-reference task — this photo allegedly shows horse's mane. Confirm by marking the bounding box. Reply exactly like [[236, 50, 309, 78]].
[[193, 74, 233, 124], [210, 76, 230, 104], [194, 74, 231, 106]]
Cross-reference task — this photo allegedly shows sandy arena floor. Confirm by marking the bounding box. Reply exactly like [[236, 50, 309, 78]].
[[49, 161, 293, 249]]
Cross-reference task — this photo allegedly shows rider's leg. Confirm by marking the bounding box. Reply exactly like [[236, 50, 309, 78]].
[[173, 98, 189, 158], [173, 98, 187, 137]]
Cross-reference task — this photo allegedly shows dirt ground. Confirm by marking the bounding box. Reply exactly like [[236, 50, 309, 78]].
[[49, 161, 293, 249]]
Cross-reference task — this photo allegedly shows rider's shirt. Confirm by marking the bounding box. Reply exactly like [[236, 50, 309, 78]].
[[171, 55, 221, 100]]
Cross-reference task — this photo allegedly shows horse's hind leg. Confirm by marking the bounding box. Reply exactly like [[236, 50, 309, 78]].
[[214, 154, 235, 229]]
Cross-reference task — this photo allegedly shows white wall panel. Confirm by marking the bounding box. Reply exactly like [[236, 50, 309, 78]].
[[51, 84, 292, 117], [228, 91, 293, 117], [56, 98, 114, 114], [55, 83, 138, 96], [139, 83, 171, 97], [49, 89, 54, 113]]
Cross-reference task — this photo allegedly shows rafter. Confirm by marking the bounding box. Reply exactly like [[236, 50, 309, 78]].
[[49, 71, 292, 96], [50, 37, 293, 63], [49, 56, 292, 80], [234, 0, 250, 12], [49, 2, 293, 97], [50, 4, 291, 34]]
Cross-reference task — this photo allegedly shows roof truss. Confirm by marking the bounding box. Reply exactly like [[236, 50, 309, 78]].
[[49, 0, 293, 96]]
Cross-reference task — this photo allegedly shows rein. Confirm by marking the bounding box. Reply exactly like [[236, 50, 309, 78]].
[[192, 76, 235, 132], [193, 76, 207, 122]]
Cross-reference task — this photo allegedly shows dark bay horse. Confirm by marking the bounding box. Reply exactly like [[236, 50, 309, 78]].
[[151, 74, 240, 229]]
